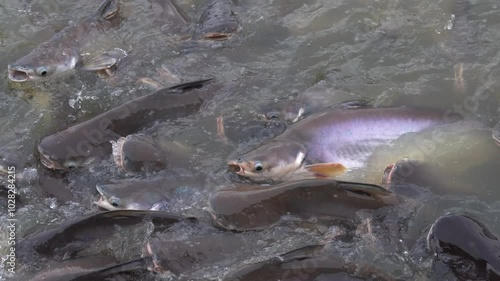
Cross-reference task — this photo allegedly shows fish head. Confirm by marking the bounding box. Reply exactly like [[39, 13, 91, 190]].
[[95, 183, 124, 210], [112, 134, 166, 172], [38, 131, 102, 171], [95, 181, 168, 210], [8, 43, 79, 83], [228, 140, 307, 182]]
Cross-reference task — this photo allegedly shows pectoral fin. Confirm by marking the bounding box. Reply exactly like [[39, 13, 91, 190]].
[[304, 163, 347, 178], [81, 48, 127, 71]]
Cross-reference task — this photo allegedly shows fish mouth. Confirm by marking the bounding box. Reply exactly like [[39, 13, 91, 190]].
[[227, 160, 244, 175], [7, 66, 30, 82], [39, 151, 68, 171], [204, 32, 231, 41], [94, 196, 119, 211]]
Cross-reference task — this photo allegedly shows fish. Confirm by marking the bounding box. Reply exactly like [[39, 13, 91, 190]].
[[38, 78, 216, 171], [145, 224, 261, 276], [364, 123, 500, 193], [208, 179, 398, 231], [111, 134, 166, 173], [193, 0, 239, 41], [380, 158, 486, 199], [18, 210, 195, 264], [222, 245, 396, 281], [229, 107, 457, 183], [95, 172, 205, 211], [7, 0, 127, 83], [19, 255, 119, 281], [95, 179, 170, 211], [427, 214, 500, 280], [83, 256, 154, 280]]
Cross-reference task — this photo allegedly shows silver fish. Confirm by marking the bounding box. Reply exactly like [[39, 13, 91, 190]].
[[229, 107, 457, 182], [7, 0, 126, 82]]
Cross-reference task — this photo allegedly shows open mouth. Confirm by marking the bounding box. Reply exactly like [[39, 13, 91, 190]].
[[39, 153, 56, 169], [94, 196, 109, 209], [204, 32, 231, 41], [7, 67, 29, 82], [227, 161, 244, 175], [39, 150, 68, 171]]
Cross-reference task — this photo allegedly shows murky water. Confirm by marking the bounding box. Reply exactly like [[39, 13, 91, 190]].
[[0, 0, 500, 279]]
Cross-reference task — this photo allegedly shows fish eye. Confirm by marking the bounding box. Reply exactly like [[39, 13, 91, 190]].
[[110, 197, 120, 207], [254, 162, 263, 172], [36, 67, 48, 76]]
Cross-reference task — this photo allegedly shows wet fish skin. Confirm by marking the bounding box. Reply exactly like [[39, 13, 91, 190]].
[[146, 226, 260, 276], [17, 210, 194, 264], [7, 0, 122, 83], [208, 179, 398, 231], [427, 214, 500, 280], [230, 107, 457, 183], [223, 245, 395, 281], [96, 170, 206, 211], [18, 255, 118, 281], [38, 78, 216, 171]]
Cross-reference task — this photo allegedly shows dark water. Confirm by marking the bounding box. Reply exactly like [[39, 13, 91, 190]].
[[0, 0, 500, 279]]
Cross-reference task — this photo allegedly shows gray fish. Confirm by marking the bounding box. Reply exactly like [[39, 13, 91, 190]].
[[381, 158, 480, 198], [111, 134, 167, 173], [18, 210, 194, 263], [427, 214, 500, 280], [8, 0, 126, 83], [145, 225, 260, 276], [20, 255, 118, 281], [38, 78, 216, 171], [223, 245, 395, 281], [229, 107, 457, 183], [208, 179, 398, 231], [95, 173, 205, 211], [194, 0, 239, 41], [95, 179, 170, 211]]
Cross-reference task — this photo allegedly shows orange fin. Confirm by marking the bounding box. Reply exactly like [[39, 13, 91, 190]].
[[304, 163, 347, 178]]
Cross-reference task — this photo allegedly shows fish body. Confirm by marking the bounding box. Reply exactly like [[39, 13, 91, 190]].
[[223, 245, 394, 281], [8, 0, 125, 82], [21, 256, 118, 281], [146, 225, 260, 276], [280, 107, 447, 166], [230, 107, 455, 182], [38, 78, 216, 170], [209, 179, 397, 231]]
